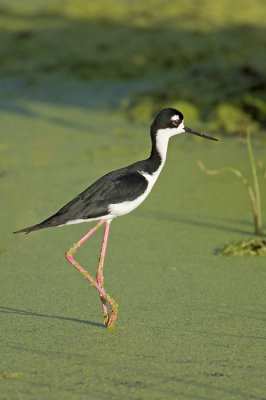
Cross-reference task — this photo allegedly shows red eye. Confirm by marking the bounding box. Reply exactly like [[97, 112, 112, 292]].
[[173, 119, 179, 126]]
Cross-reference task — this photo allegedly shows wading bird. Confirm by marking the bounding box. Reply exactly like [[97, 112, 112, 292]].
[[14, 108, 218, 327]]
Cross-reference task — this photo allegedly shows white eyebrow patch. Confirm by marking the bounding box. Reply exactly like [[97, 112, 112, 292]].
[[171, 115, 180, 121]]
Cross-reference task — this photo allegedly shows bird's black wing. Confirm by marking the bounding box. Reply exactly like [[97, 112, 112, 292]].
[[14, 168, 148, 233]]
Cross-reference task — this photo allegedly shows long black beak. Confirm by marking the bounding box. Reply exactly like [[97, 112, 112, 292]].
[[184, 126, 218, 141]]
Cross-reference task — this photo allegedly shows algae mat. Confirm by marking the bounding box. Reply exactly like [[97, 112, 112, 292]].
[[1, 80, 266, 399]]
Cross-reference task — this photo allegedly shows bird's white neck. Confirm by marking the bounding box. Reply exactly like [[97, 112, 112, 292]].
[[154, 123, 184, 168], [154, 129, 171, 167]]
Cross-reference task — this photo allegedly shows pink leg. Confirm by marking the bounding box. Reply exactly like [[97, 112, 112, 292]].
[[65, 219, 118, 328], [96, 222, 110, 325]]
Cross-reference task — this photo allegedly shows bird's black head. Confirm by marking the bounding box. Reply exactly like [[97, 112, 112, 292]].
[[151, 108, 218, 141], [151, 108, 184, 132]]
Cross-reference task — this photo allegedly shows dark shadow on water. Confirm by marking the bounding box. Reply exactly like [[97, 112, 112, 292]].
[[0, 306, 104, 328], [179, 217, 252, 235], [140, 209, 253, 235]]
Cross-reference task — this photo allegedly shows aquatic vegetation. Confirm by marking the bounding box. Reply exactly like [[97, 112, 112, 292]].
[[222, 238, 266, 256], [0, 371, 24, 380], [0, 0, 265, 132], [197, 131, 264, 235], [209, 104, 259, 136]]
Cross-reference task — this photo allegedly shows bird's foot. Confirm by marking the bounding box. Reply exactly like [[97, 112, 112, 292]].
[[106, 312, 118, 328], [105, 297, 118, 328], [103, 312, 109, 325], [99, 291, 109, 325]]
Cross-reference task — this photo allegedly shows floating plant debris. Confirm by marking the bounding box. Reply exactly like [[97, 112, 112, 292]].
[[222, 238, 266, 256]]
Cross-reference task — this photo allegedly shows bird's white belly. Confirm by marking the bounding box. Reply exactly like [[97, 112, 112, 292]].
[[108, 191, 149, 217], [108, 169, 162, 217]]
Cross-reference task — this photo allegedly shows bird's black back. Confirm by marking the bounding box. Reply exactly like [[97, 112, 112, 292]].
[[13, 155, 162, 233]]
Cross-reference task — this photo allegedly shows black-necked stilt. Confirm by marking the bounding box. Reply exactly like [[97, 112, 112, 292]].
[[14, 108, 218, 327]]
